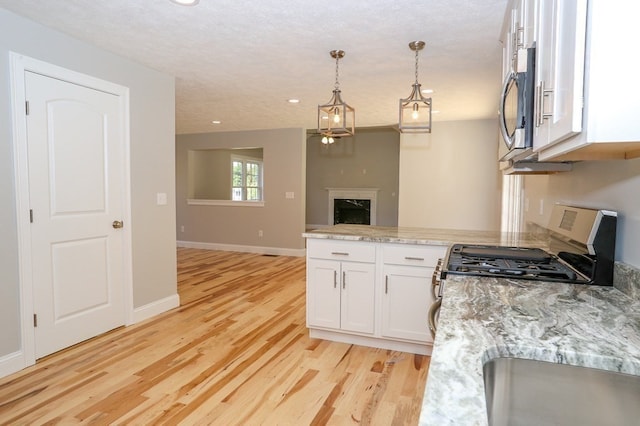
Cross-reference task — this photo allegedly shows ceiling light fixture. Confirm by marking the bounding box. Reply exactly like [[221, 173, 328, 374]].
[[399, 41, 432, 133], [317, 50, 355, 143], [170, 0, 199, 5]]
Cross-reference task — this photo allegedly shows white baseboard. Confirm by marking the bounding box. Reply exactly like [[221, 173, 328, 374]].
[[0, 295, 181, 380], [133, 294, 180, 324], [0, 350, 26, 379], [177, 240, 306, 257]]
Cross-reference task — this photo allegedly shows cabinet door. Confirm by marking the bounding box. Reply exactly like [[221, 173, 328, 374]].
[[381, 265, 434, 343], [514, 0, 537, 49], [306, 259, 341, 330], [340, 262, 375, 334], [534, 0, 587, 150]]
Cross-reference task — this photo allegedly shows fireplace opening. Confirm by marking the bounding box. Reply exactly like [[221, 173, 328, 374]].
[[334, 199, 371, 225]]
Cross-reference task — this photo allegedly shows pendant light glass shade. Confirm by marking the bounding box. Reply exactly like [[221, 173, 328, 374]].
[[399, 41, 432, 133], [318, 50, 355, 138]]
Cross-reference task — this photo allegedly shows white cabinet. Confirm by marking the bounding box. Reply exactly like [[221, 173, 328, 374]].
[[305, 238, 446, 355], [500, 0, 537, 77], [531, 0, 640, 161], [306, 240, 375, 335], [381, 245, 444, 343], [533, 0, 587, 151], [382, 266, 433, 343]]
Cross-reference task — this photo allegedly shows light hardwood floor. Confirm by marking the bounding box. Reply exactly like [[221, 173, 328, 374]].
[[0, 248, 430, 425]]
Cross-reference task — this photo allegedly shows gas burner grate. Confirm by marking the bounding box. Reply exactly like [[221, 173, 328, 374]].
[[445, 244, 587, 284]]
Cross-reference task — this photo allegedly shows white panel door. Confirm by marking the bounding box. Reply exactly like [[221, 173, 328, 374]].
[[26, 71, 126, 359]]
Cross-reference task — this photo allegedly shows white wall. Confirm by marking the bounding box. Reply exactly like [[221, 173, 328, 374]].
[[398, 119, 502, 231], [0, 8, 177, 359], [523, 158, 640, 267]]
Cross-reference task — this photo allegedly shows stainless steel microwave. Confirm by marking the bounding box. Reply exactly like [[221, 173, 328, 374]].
[[499, 47, 535, 161]]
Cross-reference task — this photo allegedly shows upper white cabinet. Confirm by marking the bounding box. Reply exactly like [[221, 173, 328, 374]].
[[532, 0, 640, 161], [533, 0, 587, 152], [500, 0, 534, 79]]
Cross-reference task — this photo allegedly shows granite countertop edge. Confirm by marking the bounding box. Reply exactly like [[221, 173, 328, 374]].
[[419, 275, 640, 426], [303, 225, 544, 247]]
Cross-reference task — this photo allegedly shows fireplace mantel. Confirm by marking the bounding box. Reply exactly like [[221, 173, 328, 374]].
[[326, 188, 378, 225]]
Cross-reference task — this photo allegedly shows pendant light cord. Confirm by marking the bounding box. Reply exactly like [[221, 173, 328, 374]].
[[415, 48, 420, 84], [335, 56, 340, 91]]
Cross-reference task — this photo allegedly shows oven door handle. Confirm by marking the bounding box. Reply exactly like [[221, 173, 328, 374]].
[[431, 259, 443, 300], [428, 298, 441, 339]]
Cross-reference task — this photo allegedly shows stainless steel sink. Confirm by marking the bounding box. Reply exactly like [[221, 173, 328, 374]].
[[483, 357, 640, 426]]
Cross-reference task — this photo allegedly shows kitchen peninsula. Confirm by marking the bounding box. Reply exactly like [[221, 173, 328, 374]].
[[302, 225, 542, 355], [304, 225, 640, 425]]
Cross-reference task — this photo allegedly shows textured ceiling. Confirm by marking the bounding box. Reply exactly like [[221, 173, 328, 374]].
[[0, 0, 508, 135]]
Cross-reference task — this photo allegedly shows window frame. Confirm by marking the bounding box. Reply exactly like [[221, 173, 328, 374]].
[[231, 154, 264, 202]]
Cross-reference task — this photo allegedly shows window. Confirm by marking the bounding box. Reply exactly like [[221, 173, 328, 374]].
[[231, 155, 263, 201]]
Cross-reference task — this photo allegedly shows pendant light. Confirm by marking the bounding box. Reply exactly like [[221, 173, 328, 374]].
[[318, 50, 355, 142], [399, 41, 432, 133]]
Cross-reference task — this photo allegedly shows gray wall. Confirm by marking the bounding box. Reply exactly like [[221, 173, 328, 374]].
[[0, 8, 177, 357], [398, 119, 502, 231], [306, 128, 400, 227], [523, 158, 640, 267], [176, 128, 306, 252]]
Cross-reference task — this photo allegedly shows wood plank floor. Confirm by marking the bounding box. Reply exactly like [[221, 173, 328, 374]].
[[0, 248, 430, 425]]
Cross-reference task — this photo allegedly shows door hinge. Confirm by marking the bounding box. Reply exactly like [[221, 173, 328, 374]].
[[29, 209, 33, 223], [33, 314, 38, 327], [25, 101, 30, 116]]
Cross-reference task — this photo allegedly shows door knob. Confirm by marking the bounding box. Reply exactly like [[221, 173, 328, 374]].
[[112, 220, 124, 229]]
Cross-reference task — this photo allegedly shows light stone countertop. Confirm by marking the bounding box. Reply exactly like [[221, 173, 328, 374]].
[[303, 224, 544, 247], [419, 275, 640, 425]]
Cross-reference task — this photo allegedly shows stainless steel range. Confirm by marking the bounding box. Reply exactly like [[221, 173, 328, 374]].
[[428, 205, 617, 337]]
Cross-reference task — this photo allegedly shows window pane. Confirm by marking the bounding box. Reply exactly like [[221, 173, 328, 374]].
[[232, 161, 243, 186], [246, 188, 259, 201], [232, 187, 242, 200]]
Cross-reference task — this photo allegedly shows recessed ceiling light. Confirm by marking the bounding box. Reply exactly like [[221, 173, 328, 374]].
[[170, 0, 199, 5], [432, 110, 440, 114], [422, 88, 434, 94], [287, 99, 300, 104], [211, 120, 221, 124]]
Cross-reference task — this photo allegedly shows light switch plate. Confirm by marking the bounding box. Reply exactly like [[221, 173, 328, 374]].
[[157, 192, 167, 205]]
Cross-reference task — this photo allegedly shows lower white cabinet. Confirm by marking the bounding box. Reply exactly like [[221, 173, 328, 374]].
[[306, 258, 375, 334], [306, 238, 446, 355], [381, 264, 434, 343]]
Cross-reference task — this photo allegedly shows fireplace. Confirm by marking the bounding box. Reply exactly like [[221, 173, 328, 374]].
[[327, 188, 378, 226], [334, 199, 371, 225]]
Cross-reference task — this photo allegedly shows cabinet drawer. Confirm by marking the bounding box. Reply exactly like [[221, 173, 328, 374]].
[[307, 239, 376, 263], [382, 244, 446, 267]]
